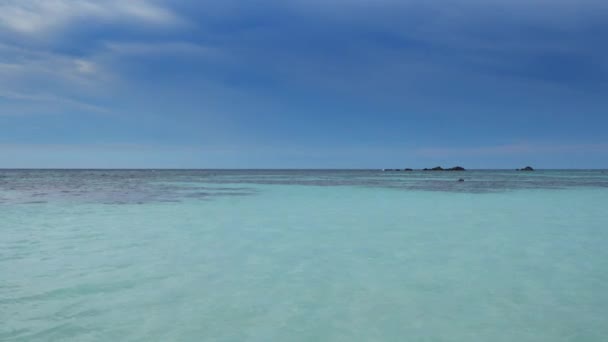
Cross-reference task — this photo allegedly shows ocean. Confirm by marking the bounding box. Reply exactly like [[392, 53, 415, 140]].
[[2, 169, 608, 341]]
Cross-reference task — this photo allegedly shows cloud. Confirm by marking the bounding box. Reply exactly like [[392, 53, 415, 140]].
[[0, 0, 183, 36], [0, 1, 193, 116], [0, 90, 110, 114], [0, 43, 104, 81], [74, 60, 97, 74], [1, 0, 606, 122], [0, 43, 110, 114], [103, 41, 219, 58]]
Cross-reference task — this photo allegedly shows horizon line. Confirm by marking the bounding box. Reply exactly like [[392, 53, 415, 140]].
[[1, 168, 607, 171]]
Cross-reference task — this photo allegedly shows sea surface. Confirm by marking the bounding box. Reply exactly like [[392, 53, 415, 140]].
[[2, 169, 608, 341]]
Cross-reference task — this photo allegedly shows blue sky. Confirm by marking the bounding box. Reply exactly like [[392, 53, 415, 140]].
[[1, 0, 607, 168]]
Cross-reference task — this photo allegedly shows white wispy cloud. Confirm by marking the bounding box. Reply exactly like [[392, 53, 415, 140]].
[[0, 42, 111, 115], [0, 1, 194, 116], [0, 43, 104, 82], [0, 90, 110, 114], [103, 41, 219, 57], [0, 42, 109, 97], [0, 0, 183, 36]]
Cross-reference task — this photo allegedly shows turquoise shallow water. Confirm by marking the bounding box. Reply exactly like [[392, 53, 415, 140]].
[[2, 170, 608, 341]]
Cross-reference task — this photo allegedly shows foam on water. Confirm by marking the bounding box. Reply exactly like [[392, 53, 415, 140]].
[[1, 170, 608, 341]]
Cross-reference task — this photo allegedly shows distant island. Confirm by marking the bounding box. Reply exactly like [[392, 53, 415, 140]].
[[383, 166, 466, 171], [423, 166, 466, 171], [382, 166, 536, 172]]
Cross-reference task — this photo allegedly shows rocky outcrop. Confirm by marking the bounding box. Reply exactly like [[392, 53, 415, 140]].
[[385, 166, 467, 171], [423, 166, 466, 171], [517, 166, 534, 171]]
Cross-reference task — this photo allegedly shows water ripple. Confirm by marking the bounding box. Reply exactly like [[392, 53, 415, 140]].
[[0, 169, 606, 205]]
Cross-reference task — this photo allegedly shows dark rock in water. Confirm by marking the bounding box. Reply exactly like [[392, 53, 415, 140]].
[[517, 166, 534, 171], [423, 166, 465, 171], [458, 178, 465, 182], [403, 168, 413, 171]]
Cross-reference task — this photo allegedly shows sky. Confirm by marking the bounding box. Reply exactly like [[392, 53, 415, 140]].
[[1, 0, 607, 168]]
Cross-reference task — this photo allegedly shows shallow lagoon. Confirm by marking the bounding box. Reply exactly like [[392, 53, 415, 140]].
[[2, 170, 608, 341]]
